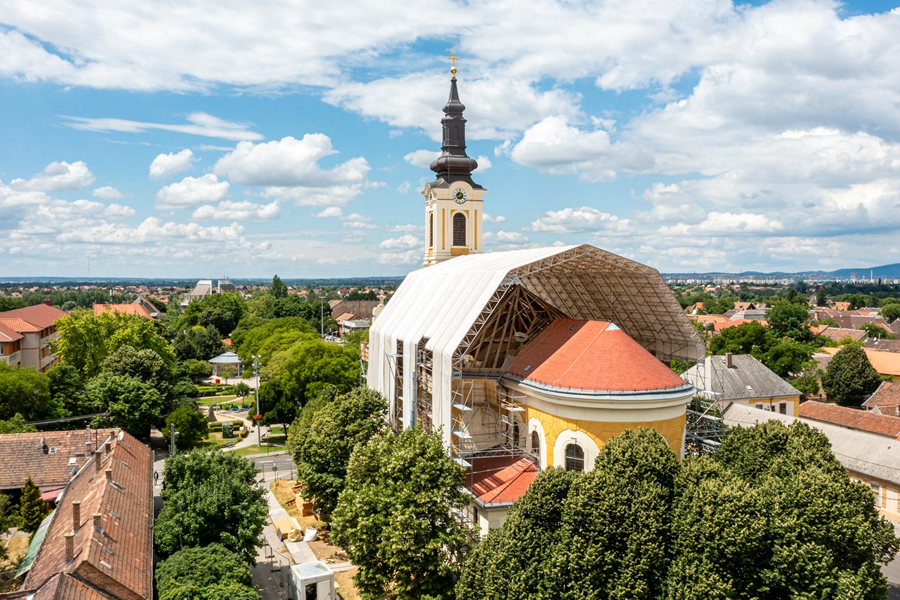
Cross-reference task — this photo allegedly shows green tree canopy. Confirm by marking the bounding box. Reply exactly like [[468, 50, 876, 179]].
[[101, 345, 172, 397], [0, 363, 63, 422], [270, 274, 288, 298], [816, 287, 828, 307], [881, 303, 900, 324], [332, 427, 471, 599], [790, 361, 822, 398], [456, 468, 577, 600], [861, 322, 895, 339], [155, 543, 257, 600], [48, 363, 88, 415], [234, 317, 317, 368], [289, 387, 387, 519], [19, 475, 49, 533], [53, 309, 175, 380], [280, 340, 360, 403], [178, 292, 245, 336], [821, 345, 883, 406], [154, 449, 267, 563], [709, 321, 774, 355], [173, 325, 225, 361], [87, 373, 167, 437], [766, 301, 812, 341], [166, 406, 208, 449], [757, 338, 814, 377]]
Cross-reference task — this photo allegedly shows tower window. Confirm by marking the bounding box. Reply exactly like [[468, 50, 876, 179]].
[[531, 431, 540, 460], [429, 213, 434, 248], [452, 212, 466, 246], [564, 443, 584, 472]]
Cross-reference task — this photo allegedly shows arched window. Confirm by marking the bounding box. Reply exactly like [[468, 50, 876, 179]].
[[564, 444, 584, 472], [429, 213, 434, 248], [531, 431, 540, 459], [452, 212, 466, 246]]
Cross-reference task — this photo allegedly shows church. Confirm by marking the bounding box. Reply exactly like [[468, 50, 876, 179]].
[[364, 58, 704, 533]]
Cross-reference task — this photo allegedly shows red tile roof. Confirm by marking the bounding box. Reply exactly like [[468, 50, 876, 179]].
[[22, 429, 153, 599], [0, 317, 43, 333], [821, 347, 900, 377], [0, 321, 24, 343], [0, 429, 116, 491], [817, 327, 867, 343], [92, 304, 153, 319], [713, 319, 767, 332], [863, 382, 900, 417], [466, 454, 538, 506], [0, 304, 68, 330], [507, 319, 688, 393], [798, 401, 900, 439]]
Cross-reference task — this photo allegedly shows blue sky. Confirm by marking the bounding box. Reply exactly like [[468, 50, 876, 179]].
[[1, 0, 900, 278]]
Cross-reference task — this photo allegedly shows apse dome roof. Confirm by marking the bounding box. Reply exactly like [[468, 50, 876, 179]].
[[506, 319, 692, 395]]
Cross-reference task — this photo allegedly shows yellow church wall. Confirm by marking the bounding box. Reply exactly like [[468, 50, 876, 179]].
[[526, 403, 687, 465]]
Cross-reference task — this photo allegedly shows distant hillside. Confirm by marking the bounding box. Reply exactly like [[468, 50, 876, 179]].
[[827, 264, 900, 280], [663, 262, 900, 280]]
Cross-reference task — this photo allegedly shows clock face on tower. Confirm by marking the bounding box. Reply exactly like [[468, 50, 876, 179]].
[[453, 188, 467, 203]]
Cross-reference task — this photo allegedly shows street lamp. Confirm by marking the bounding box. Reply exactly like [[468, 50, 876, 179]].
[[253, 354, 262, 449]]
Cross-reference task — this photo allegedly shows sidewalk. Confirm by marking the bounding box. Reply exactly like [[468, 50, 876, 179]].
[[253, 476, 295, 599]]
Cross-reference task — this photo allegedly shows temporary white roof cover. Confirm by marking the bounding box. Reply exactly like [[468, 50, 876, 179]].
[[368, 244, 704, 442], [208, 352, 241, 364]]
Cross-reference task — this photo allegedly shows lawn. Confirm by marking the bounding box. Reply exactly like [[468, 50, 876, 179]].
[[197, 395, 237, 406], [229, 443, 285, 457], [269, 426, 287, 435]]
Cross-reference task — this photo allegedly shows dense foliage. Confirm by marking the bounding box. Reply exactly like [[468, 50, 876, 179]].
[[173, 325, 225, 361], [457, 424, 900, 600], [155, 543, 258, 600], [332, 427, 471, 599], [178, 292, 245, 336], [19, 475, 49, 533], [821, 345, 883, 406], [154, 450, 267, 563], [165, 406, 209, 449], [289, 387, 387, 519], [0, 362, 62, 422]]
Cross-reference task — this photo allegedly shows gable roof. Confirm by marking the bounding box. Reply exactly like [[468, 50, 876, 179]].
[[798, 401, 900, 439], [335, 312, 357, 323], [713, 319, 767, 332], [92, 304, 154, 319], [0, 429, 116, 491], [865, 338, 900, 353], [0, 304, 68, 330], [817, 327, 867, 343], [21, 430, 153, 600], [507, 319, 690, 394], [0, 321, 24, 343], [466, 453, 538, 506], [863, 381, 900, 415], [820, 346, 900, 377], [681, 354, 800, 401]]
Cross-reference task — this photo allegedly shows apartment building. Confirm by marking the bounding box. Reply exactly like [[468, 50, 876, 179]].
[[0, 302, 68, 372]]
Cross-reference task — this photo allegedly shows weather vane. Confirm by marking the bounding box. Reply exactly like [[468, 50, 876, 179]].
[[449, 53, 459, 76]]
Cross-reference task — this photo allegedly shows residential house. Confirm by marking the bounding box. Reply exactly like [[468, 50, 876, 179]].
[[864, 382, 900, 417], [817, 327, 867, 344], [681, 353, 802, 415], [820, 346, 900, 383], [0, 303, 68, 372], [340, 319, 371, 338], [866, 339, 900, 353], [12, 429, 153, 599], [798, 401, 900, 439], [329, 300, 379, 321], [92, 304, 155, 320], [0, 321, 24, 366], [723, 403, 900, 527]]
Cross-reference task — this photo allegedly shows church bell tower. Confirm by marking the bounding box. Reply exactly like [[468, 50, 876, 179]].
[[423, 54, 485, 267]]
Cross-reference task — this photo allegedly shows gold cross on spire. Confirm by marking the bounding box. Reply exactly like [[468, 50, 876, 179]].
[[448, 53, 459, 76]]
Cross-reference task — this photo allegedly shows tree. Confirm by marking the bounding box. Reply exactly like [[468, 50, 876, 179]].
[[48, 363, 88, 415], [87, 373, 167, 437], [861, 322, 894, 340], [331, 427, 471, 599], [790, 361, 821, 398], [882, 303, 900, 324], [244, 294, 276, 320], [174, 325, 225, 361], [816, 287, 828, 307], [53, 309, 175, 380], [290, 387, 387, 519], [766, 301, 812, 341], [234, 317, 317, 368], [234, 382, 251, 398], [822, 345, 882, 407], [456, 468, 577, 600], [166, 407, 208, 449], [0, 363, 63, 422], [0, 414, 37, 434], [185, 359, 214, 381], [101, 345, 172, 397], [270, 274, 288, 299], [709, 321, 774, 356], [552, 428, 679, 599], [155, 543, 258, 600], [280, 340, 360, 403], [19, 475, 49, 533], [757, 338, 813, 377], [178, 292, 245, 336], [155, 450, 267, 563]]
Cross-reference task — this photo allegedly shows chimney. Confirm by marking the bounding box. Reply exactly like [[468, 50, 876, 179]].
[[93, 513, 102, 530], [104, 440, 111, 454], [72, 501, 81, 530], [94, 449, 103, 471], [44, 300, 51, 306], [64, 533, 75, 562], [104, 468, 112, 481], [725, 352, 733, 368], [85, 425, 92, 449]]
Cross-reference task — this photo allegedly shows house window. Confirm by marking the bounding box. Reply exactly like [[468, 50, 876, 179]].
[[452, 213, 466, 246], [564, 444, 584, 472], [779, 403, 787, 414], [755, 404, 763, 410], [870, 483, 881, 504], [429, 213, 434, 248], [531, 431, 540, 460]]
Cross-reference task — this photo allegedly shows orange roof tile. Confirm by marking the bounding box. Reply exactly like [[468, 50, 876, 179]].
[[0, 317, 43, 333], [821, 347, 900, 377], [466, 454, 538, 506], [0, 304, 68, 329], [713, 319, 767, 332], [0, 321, 24, 343], [507, 319, 688, 393], [798, 401, 900, 439], [92, 304, 153, 319], [0, 429, 117, 491], [863, 382, 900, 415]]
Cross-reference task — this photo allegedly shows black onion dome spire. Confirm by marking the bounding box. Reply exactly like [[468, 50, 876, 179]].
[[430, 73, 482, 189]]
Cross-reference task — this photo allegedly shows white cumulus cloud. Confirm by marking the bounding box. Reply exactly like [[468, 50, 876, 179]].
[[155, 174, 229, 210], [92, 186, 123, 200], [10, 161, 94, 192], [529, 207, 631, 234], [150, 149, 196, 179], [191, 200, 280, 221]]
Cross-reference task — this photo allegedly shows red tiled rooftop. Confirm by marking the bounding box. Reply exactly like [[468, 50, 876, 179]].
[[798, 401, 900, 439], [507, 319, 688, 393], [863, 382, 900, 417], [0, 321, 24, 342], [466, 454, 538, 506], [0, 317, 43, 333], [92, 304, 153, 319], [0, 304, 68, 330], [0, 429, 116, 491], [714, 319, 767, 332]]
